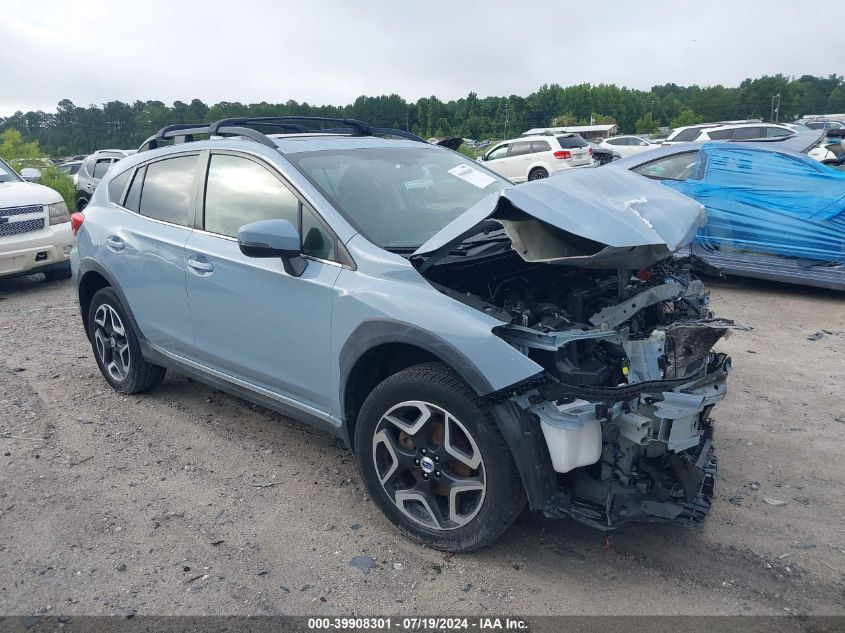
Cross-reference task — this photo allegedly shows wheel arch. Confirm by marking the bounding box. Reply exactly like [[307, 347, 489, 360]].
[[76, 259, 144, 343], [339, 321, 495, 452]]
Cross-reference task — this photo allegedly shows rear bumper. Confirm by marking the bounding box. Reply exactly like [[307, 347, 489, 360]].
[[0, 224, 74, 278]]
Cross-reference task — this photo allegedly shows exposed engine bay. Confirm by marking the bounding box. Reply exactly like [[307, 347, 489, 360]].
[[419, 246, 739, 530]]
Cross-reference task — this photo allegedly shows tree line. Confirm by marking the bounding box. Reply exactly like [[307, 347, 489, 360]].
[[3, 74, 844, 156]]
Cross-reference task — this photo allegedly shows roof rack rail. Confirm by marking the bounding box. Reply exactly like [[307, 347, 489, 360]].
[[138, 116, 428, 152]]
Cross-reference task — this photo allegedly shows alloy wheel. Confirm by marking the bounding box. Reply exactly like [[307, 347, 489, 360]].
[[93, 304, 131, 382], [372, 400, 486, 530]]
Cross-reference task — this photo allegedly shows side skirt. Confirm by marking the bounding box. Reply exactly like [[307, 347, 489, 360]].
[[139, 341, 348, 447]]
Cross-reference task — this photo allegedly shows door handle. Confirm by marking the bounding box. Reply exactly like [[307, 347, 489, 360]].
[[187, 259, 213, 273], [105, 236, 125, 252]]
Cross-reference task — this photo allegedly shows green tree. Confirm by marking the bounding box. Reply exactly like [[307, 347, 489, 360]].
[[670, 108, 704, 128], [0, 128, 43, 161], [634, 112, 660, 134]]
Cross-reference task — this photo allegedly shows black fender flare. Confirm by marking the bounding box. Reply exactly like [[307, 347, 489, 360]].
[[76, 258, 146, 344], [338, 319, 495, 408], [339, 319, 555, 509]]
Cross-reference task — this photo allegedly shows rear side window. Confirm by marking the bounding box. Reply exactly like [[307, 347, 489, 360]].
[[92, 158, 113, 179], [107, 169, 131, 204], [556, 135, 588, 149], [137, 155, 197, 226], [530, 140, 551, 152], [731, 127, 764, 140], [123, 167, 145, 212]]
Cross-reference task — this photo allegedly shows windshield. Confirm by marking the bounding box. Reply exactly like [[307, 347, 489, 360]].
[[287, 147, 510, 249], [0, 159, 22, 184]]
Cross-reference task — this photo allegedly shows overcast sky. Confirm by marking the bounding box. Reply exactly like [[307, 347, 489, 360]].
[[2, 0, 842, 116]]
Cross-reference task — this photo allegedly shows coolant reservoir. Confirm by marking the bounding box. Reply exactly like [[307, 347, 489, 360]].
[[533, 399, 602, 473]]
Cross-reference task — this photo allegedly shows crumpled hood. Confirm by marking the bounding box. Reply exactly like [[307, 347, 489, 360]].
[[414, 166, 706, 269]]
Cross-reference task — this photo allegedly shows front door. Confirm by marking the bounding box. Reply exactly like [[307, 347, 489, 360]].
[[184, 152, 342, 415]]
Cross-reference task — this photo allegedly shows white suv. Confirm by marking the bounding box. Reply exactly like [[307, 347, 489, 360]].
[[599, 135, 655, 157], [691, 122, 794, 141], [0, 158, 74, 281], [477, 133, 593, 182]]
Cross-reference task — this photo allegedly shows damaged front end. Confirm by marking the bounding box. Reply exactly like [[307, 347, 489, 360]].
[[413, 168, 743, 531]]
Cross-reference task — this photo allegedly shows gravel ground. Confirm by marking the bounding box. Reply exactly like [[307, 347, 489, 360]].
[[0, 273, 843, 618]]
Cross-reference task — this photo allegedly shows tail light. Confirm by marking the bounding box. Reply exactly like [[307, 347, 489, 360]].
[[70, 212, 85, 237], [588, 147, 593, 155], [553, 150, 572, 159]]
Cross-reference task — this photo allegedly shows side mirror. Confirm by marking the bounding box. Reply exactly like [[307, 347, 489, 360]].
[[237, 219, 308, 277], [21, 167, 42, 182]]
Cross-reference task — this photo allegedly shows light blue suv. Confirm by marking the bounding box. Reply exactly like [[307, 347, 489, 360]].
[[71, 117, 734, 551]]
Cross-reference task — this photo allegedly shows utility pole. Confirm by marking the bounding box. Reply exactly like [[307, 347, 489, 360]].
[[771, 93, 781, 123], [406, 112, 409, 132], [502, 102, 509, 139]]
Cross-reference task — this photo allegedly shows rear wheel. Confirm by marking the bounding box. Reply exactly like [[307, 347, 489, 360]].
[[76, 197, 88, 212], [87, 288, 165, 394], [528, 167, 548, 181], [354, 362, 525, 552]]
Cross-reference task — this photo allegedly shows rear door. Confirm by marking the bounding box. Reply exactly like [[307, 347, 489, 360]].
[[98, 154, 198, 354], [184, 151, 342, 414]]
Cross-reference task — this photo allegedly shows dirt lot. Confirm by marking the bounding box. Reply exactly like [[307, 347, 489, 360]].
[[0, 273, 843, 618]]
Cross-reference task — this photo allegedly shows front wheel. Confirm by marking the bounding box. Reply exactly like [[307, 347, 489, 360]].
[[87, 288, 166, 394], [354, 363, 525, 552]]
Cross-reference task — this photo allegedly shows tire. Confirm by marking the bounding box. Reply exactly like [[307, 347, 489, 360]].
[[528, 168, 548, 181], [87, 287, 165, 394], [76, 197, 88, 212], [354, 362, 525, 552], [44, 265, 72, 281]]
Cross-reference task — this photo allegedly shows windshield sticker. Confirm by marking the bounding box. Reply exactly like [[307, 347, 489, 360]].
[[448, 164, 496, 189]]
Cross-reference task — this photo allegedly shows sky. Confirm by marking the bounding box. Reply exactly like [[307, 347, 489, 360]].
[[1, 0, 843, 117]]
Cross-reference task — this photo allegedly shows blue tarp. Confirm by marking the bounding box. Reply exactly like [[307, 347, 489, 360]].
[[663, 144, 845, 263]]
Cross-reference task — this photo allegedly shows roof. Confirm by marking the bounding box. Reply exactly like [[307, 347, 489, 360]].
[[522, 124, 618, 135]]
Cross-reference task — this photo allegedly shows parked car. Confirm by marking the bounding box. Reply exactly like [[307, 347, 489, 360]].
[[689, 122, 795, 141], [587, 140, 620, 165], [598, 135, 655, 157], [58, 160, 84, 186], [71, 116, 732, 551], [75, 149, 134, 211], [477, 133, 593, 182], [0, 158, 73, 281], [662, 120, 763, 145], [609, 136, 845, 291]]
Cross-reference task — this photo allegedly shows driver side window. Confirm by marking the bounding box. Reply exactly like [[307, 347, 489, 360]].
[[203, 154, 336, 261], [486, 144, 510, 160], [633, 152, 699, 181]]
